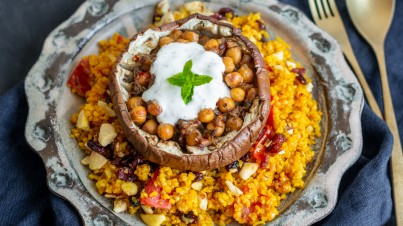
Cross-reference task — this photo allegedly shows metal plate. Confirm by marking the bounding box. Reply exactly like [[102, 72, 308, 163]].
[[24, 0, 363, 225]]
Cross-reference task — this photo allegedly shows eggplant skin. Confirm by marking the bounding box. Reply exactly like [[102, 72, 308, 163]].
[[110, 13, 270, 171]]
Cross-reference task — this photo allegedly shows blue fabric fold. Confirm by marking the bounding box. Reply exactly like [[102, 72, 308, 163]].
[[0, 0, 402, 225], [318, 105, 394, 225], [0, 84, 81, 226]]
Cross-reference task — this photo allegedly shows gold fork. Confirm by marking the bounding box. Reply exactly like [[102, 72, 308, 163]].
[[308, 0, 382, 118]]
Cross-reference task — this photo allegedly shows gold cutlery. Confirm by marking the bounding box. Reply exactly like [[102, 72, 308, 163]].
[[347, 0, 402, 224]]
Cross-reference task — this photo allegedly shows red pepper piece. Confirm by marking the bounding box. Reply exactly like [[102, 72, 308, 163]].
[[67, 59, 91, 96], [140, 169, 171, 210]]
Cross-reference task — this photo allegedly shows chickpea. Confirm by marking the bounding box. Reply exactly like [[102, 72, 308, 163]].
[[168, 30, 183, 40], [127, 97, 145, 110], [177, 38, 190, 43], [240, 54, 252, 65], [217, 97, 235, 113], [203, 39, 219, 54], [198, 35, 210, 46], [142, 119, 158, 135], [226, 116, 243, 131], [245, 88, 258, 102], [136, 71, 151, 87], [139, 55, 152, 72], [224, 72, 243, 88], [157, 123, 174, 141], [230, 88, 246, 102], [186, 130, 201, 146], [207, 118, 225, 137], [206, 123, 214, 131], [222, 57, 235, 73], [198, 108, 215, 123], [130, 106, 147, 124], [147, 101, 162, 116], [181, 31, 199, 42], [238, 64, 254, 84], [225, 47, 242, 65], [159, 36, 173, 47]]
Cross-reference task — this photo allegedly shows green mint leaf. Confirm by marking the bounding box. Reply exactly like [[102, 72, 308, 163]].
[[193, 75, 213, 86], [183, 60, 193, 75], [181, 83, 193, 104], [166, 60, 213, 105], [167, 72, 186, 86]]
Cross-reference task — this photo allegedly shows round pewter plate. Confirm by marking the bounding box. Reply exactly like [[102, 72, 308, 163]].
[[24, 0, 364, 225]]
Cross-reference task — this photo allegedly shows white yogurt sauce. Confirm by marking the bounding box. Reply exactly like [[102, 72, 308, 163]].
[[142, 42, 230, 125]]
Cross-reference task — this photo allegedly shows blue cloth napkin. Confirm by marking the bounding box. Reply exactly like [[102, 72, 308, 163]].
[[0, 0, 401, 225]]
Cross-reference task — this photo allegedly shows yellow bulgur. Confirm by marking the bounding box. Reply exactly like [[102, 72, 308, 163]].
[[70, 10, 321, 226]]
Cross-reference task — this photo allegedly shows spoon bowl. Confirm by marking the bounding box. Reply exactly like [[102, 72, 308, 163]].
[[347, 0, 403, 225], [347, 0, 395, 46]]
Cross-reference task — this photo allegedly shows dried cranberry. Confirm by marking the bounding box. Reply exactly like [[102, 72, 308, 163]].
[[112, 153, 146, 169], [213, 188, 224, 193], [291, 68, 307, 84], [256, 20, 266, 30], [117, 167, 138, 182], [192, 172, 204, 182], [241, 152, 250, 162], [267, 133, 286, 153], [182, 211, 199, 224], [104, 93, 112, 104], [226, 161, 239, 172], [87, 139, 114, 159]]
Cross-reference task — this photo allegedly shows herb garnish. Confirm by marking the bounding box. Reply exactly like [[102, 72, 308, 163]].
[[167, 60, 213, 104]]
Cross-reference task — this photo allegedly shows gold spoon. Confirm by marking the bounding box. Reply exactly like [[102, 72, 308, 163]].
[[346, 0, 403, 224]]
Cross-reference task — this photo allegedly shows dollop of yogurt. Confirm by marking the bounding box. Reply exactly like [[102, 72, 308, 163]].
[[142, 42, 230, 125]]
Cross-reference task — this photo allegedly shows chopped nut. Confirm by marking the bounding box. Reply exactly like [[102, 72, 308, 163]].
[[156, 12, 174, 26], [272, 51, 284, 60], [141, 204, 154, 214], [225, 180, 243, 196], [306, 82, 313, 93], [89, 151, 108, 170], [155, 0, 170, 16], [113, 199, 127, 213], [191, 181, 203, 191], [286, 61, 296, 69], [239, 162, 259, 180], [184, 1, 205, 14], [140, 214, 166, 226], [307, 125, 314, 133], [198, 194, 208, 210], [98, 123, 117, 147], [76, 110, 90, 131], [80, 155, 90, 165], [121, 182, 138, 196], [97, 100, 116, 117]]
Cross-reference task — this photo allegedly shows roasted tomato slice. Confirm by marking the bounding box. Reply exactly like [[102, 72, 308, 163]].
[[251, 124, 273, 163], [140, 169, 171, 210], [67, 58, 91, 96], [251, 106, 274, 163]]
